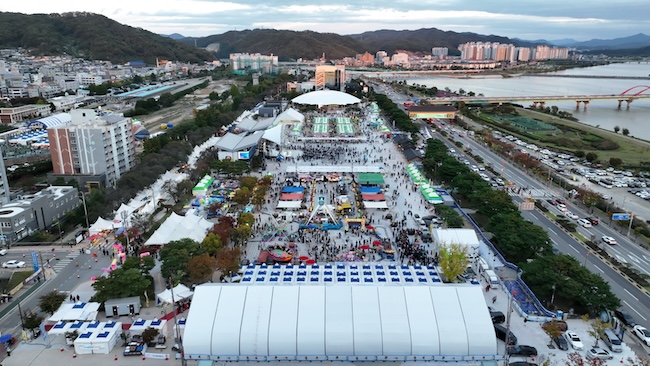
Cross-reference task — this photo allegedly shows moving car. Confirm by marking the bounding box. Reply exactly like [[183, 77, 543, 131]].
[[0, 249, 7, 256], [614, 309, 636, 327], [564, 211, 579, 220], [563, 331, 584, 350], [554, 335, 569, 350], [2, 260, 25, 269], [586, 348, 613, 360], [507, 345, 538, 357], [494, 324, 517, 345], [585, 217, 600, 225], [577, 218, 592, 228], [632, 325, 650, 346], [601, 236, 617, 245]]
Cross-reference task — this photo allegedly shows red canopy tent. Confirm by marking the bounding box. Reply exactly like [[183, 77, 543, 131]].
[[361, 193, 386, 201], [299, 256, 309, 261], [281, 193, 304, 200], [360, 245, 370, 250], [306, 259, 316, 265]]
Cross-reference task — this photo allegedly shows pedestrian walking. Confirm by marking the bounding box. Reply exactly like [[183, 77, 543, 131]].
[[76, 295, 80, 302], [492, 295, 497, 304]]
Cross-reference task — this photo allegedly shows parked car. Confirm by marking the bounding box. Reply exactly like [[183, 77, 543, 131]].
[[614, 309, 636, 327], [2, 260, 25, 268], [577, 218, 592, 228], [563, 331, 584, 350], [633, 325, 650, 346], [601, 236, 617, 245], [554, 335, 569, 350], [507, 345, 538, 357], [494, 324, 517, 345], [542, 320, 568, 332], [586, 348, 613, 360]]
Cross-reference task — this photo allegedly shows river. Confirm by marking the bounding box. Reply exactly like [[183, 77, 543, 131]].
[[403, 62, 650, 141]]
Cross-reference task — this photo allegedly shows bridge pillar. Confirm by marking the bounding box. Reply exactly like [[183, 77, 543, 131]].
[[575, 101, 581, 110], [626, 99, 633, 109], [583, 101, 589, 111], [617, 100, 623, 109]]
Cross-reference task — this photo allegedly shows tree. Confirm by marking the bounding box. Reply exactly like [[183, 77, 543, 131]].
[[574, 150, 586, 158], [91, 268, 151, 303], [238, 212, 255, 228], [188, 254, 217, 282], [23, 311, 45, 336], [211, 216, 235, 244], [216, 247, 241, 276], [438, 244, 469, 282], [613, 126, 620, 133], [583, 314, 608, 348], [38, 291, 67, 315], [159, 238, 204, 280], [585, 152, 598, 162], [141, 327, 159, 346], [542, 320, 565, 342], [239, 176, 258, 191], [609, 157, 623, 168], [622, 128, 630, 136], [231, 225, 252, 246], [121, 255, 155, 274], [202, 232, 223, 256], [232, 187, 252, 206]]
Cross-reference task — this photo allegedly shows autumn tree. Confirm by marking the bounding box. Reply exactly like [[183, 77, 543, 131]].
[[238, 212, 255, 227], [239, 176, 258, 191], [211, 216, 235, 244], [188, 254, 217, 282], [233, 187, 252, 206], [121, 255, 155, 274], [438, 243, 469, 282], [216, 247, 241, 276], [542, 320, 565, 342], [584, 314, 608, 348], [159, 238, 204, 280], [202, 232, 223, 256]]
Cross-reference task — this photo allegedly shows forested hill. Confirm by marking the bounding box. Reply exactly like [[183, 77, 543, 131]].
[[0, 12, 213, 64]]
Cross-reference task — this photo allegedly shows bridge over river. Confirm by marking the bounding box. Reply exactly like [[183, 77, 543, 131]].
[[424, 85, 650, 110]]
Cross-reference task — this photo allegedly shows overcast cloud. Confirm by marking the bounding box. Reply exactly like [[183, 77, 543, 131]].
[[1, 0, 648, 41]]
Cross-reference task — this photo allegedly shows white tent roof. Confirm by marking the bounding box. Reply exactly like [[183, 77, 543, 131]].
[[89, 217, 115, 234], [292, 90, 361, 106], [363, 201, 389, 209], [262, 123, 283, 146], [144, 212, 213, 246], [183, 284, 496, 361], [432, 228, 480, 247], [112, 203, 139, 223], [48, 302, 101, 322], [276, 201, 302, 209], [157, 284, 194, 304], [214, 131, 264, 152], [273, 108, 304, 124], [238, 116, 275, 132]]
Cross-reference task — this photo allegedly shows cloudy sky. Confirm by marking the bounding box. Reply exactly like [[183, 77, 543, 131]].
[[2, 0, 648, 40]]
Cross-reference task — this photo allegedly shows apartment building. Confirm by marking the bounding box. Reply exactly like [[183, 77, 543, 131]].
[[315, 65, 346, 91], [230, 53, 279, 75], [0, 105, 52, 125], [48, 109, 136, 190]]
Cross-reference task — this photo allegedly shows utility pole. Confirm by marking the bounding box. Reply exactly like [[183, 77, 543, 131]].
[[80, 191, 90, 229], [169, 278, 186, 366], [38, 251, 47, 280]]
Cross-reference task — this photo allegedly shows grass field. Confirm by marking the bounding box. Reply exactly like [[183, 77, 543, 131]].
[[471, 107, 650, 166]]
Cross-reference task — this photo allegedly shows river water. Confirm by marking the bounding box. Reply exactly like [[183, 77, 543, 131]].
[[404, 62, 650, 141]]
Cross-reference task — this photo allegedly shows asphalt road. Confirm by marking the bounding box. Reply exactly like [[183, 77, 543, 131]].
[[0, 248, 114, 336]]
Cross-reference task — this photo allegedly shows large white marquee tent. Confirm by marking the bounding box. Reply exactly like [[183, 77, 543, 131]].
[[144, 212, 213, 246], [183, 284, 497, 361], [292, 90, 361, 106]]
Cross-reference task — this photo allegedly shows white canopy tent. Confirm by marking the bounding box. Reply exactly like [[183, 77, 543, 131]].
[[183, 284, 497, 361], [363, 201, 389, 209], [157, 284, 194, 305], [48, 302, 101, 322], [292, 91, 361, 106], [262, 123, 283, 146], [89, 217, 115, 234], [276, 201, 302, 209], [273, 108, 304, 124], [144, 212, 214, 246]]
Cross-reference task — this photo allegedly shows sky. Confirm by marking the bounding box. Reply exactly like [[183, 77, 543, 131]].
[[1, 0, 648, 41]]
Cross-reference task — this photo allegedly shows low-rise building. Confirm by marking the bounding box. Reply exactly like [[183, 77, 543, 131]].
[[0, 105, 52, 125]]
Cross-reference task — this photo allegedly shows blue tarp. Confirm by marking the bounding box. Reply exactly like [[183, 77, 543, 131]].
[[282, 186, 304, 193], [360, 186, 381, 193]]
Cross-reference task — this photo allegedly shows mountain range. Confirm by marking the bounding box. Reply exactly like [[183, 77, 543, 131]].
[[1, 12, 649, 64]]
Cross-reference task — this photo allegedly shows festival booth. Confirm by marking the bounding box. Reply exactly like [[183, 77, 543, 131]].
[[48, 302, 101, 322], [89, 217, 115, 235], [193, 175, 215, 196], [71, 321, 121, 354], [129, 318, 168, 336], [420, 184, 444, 204], [157, 284, 194, 305], [406, 163, 428, 185], [144, 213, 213, 246]]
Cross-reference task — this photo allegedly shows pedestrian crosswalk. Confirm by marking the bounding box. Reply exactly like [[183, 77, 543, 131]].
[[51, 251, 81, 272], [508, 188, 550, 198]]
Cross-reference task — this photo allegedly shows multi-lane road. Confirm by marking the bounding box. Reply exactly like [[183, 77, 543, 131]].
[[371, 81, 650, 331]]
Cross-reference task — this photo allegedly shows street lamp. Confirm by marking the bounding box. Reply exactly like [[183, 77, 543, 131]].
[[79, 191, 90, 229], [550, 284, 556, 308]]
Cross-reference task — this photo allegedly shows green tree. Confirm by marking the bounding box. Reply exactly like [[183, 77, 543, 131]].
[[159, 238, 204, 280], [609, 157, 623, 168], [583, 314, 608, 348], [438, 244, 469, 282], [121, 255, 155, 274], [132, 75, 143, 84], [621, 128, 630, 136], [613, 126, 620, 133], [239, 176, 258, 190], [585, 152, 598, 162], [233, 187, 252, 206], [38, 291, 67, 315], [23, 311, 45, 336], [208, 91, 219, 100], [238, 212, 255, 227], [574, 150, 586, 158], [188, 254, 217, 282], [201, 232, 223, 256], [141, 327, 159, 346], [231, 225, 252, 246], [91, 268, 151, 303]]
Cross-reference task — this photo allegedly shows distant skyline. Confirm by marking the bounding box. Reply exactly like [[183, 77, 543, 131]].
[[1, 1, 648, 41]]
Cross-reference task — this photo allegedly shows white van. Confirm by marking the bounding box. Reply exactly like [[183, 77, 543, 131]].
[[483, 269, 500, 289], [473, 257, 490, 275]]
